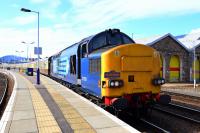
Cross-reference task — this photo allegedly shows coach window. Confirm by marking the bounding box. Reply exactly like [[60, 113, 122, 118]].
[[89, 58, 101, 73], [57, 58, 60, 66], [70, 55, 76, 74]]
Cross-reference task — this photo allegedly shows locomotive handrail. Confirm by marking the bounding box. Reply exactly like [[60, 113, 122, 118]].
[[0, 73, 8, 107]]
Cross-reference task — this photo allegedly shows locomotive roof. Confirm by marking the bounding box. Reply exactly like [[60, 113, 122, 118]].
[[88, 46, 115, 58], [51, 29, 134, 57]]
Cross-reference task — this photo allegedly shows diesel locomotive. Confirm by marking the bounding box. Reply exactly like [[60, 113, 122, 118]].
[[16, 29, 170, 111]]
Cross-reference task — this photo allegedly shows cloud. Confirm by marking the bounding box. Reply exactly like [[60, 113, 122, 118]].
[[2, 0, 200, 57], [0, 26, 82, 58], [66, 0, 200, 29], [35, 0, 61, 20], [14, 15, 37, 25], [189, 28, 200, 34]]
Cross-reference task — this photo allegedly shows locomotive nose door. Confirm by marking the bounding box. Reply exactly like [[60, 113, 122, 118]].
[[121, 56, 153, 72], [120, 55, 154, 93]]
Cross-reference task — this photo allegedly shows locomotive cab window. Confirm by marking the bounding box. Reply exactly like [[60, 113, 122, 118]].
[[88, 30, 134, 53], [122, 34, 134, 44], [89, 58, 101, 73], [70, 55, 76, 74], [81, 43, 87, 58], [90, 34, 106, 52], [107, 32, 122, 45]]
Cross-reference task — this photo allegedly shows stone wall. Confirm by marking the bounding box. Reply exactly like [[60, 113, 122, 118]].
[[149, 36, 190, 82]]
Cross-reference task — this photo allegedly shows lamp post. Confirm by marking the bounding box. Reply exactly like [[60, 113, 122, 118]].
[[184, 40, 197, 89], [193, 47, 196, 89], [21, 41, 35, 62], [16, 50, 24, 71], [16, 50, 24, 63], [21, 8, 40, 84]]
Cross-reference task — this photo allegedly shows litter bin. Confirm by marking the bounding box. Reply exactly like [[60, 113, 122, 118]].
[[27, 68, 33, 76]]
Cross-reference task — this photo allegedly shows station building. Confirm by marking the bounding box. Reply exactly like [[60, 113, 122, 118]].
[[136, 32, 200, 83]]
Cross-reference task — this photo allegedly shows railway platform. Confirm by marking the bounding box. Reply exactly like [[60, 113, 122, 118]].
[[162, 83, 200, 97], [0, 71, 139, 133]]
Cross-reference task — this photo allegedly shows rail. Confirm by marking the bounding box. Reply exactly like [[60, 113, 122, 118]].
[[140, 118, 170, 133], [153, 104, 200, 124], [169, 103, 200, 113], [161, 90, 200, 99]]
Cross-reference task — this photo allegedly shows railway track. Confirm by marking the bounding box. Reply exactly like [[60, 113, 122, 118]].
[[161, 90, 200, 111], [114, 110, 170, 133], [161, 90, 200, 100], [140, 118, 170, 133], [153, 103, 200, 124], [0, 73, 8, 105], [0, 72, 8, 117]]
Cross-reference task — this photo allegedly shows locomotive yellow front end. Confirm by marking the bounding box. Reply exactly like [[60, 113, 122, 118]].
[[101, 44, 169, 109]]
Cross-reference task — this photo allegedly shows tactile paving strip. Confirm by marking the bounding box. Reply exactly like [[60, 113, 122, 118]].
[[41, 78, 96, 133]]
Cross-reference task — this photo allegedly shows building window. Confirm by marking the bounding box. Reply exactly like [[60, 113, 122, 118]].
[[89, 58, 101, 73], [70, 55, 76, 74]]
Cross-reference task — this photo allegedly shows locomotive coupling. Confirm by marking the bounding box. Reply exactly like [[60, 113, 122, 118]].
[[156, 94, 171, 105], [111, 98, 128, 110]]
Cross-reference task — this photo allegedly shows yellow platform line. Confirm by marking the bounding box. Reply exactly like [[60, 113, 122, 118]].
[[20, 74, 62, 133], [41, 77, 96, 133]]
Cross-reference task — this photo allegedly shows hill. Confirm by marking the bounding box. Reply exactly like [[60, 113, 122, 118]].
[[0, 55, 27, 64]]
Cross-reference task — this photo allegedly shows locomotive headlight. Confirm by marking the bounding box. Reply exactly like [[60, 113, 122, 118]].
[[157, 80, 162, 84], [152, 78, 165, 85], [161, 79, 165, 84], [109, 80, 123, 88], [115, 81, 119, 87], [110, 81, 115, 87]]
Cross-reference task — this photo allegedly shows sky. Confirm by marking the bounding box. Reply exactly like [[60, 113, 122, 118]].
[[1, 0, 200, 58]]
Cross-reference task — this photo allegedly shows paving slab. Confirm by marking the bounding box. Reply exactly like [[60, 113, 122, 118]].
[[14, 102, 33, 111], [76, 107, 102, 117], [85, 115, 120, 129], [9, 119, 38, 133], [96, 126, 131, 133], [12, 110, 35, 120]]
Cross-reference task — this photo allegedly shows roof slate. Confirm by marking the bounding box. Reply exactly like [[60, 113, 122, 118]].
[[135, 33, 189, 51]]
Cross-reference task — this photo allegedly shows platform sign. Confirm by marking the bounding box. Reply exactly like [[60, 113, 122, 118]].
[[34, 47, 42, 55]]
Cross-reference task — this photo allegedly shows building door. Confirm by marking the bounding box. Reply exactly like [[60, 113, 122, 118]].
[[160, 56, 163, 78], [169, 55, 180, 82], [192, 58, 200, 82]]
